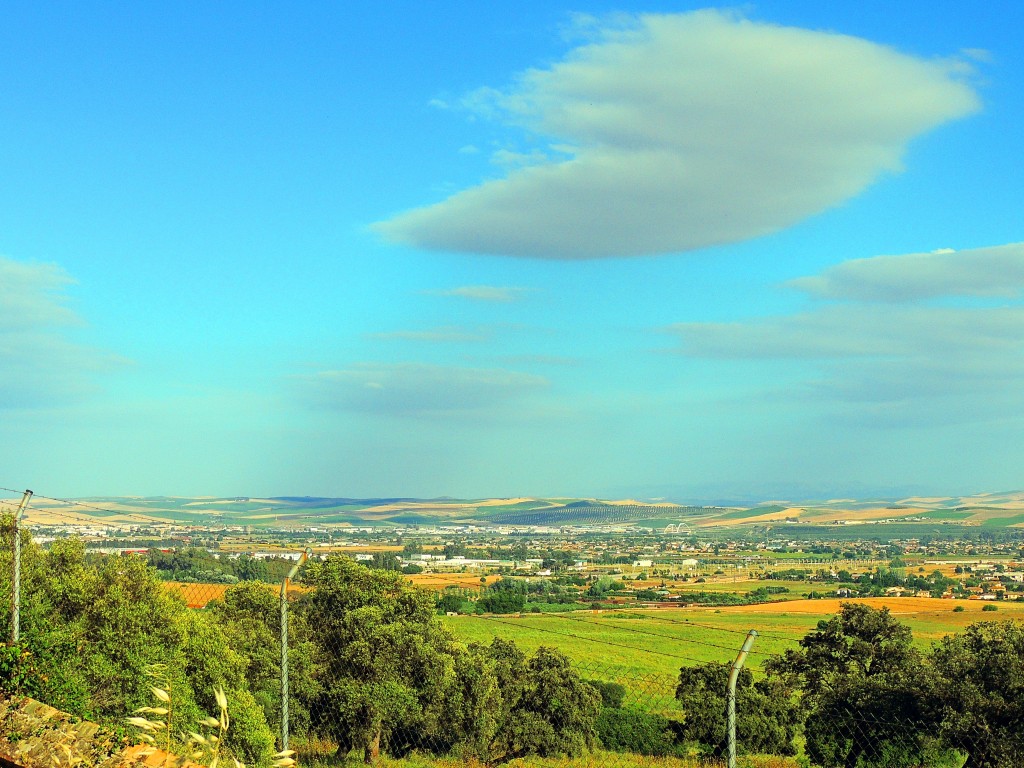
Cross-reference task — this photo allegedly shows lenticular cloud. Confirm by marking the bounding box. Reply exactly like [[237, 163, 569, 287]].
[[374, 11, 980, 259]]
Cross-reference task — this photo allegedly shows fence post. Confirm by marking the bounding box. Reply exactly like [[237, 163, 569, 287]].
[[11, 489, 33, 644], [280, 548, 311, 751], [727, 629, 758, 768]]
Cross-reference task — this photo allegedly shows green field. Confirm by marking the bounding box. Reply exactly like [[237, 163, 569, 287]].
[[443, 600, 1024, 687], [446, 609, 808, 685]]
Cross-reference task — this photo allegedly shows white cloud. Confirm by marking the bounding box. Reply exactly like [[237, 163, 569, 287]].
[[671, 305, 1024, 359], [499, 354, 581, 367], [375, 10, 979, 259], [791, 242, 1024, 302], [668, 241, 1024, 423], [299, 362, 547, 417], [429, 285, 527, 303], [0, 256, 120, 408], [368, 326, 490, 343], [0, 258, 78, 331]]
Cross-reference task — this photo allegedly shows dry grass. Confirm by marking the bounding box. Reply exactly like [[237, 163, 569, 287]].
[[162, 581, 308, 608], [164, 582, 233, 608], [299, 748, 799, 768], [406, 573, 501, 590], [723, 596, 1024, 616]]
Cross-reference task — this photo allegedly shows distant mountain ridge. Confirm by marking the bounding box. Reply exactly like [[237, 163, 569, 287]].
[[6, 491, 1024, 530]]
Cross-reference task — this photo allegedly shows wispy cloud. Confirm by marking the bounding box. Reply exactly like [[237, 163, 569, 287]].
[[375, 10, 979, 259], [671, 305, 1024, 359], [298, 362, 548, 417], [367, 325, 491, 343], [429, 285, 528, 303], [0, 256, 121, 408], [499, 353, 582, 367], [0, 258, 78, 331], [668, 242, 1024, 424], [790, 242, 1024, 302]]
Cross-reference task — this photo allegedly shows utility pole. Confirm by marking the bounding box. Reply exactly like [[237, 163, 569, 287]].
[[727, 629, 758, 768], [11, 489, 33, 643]]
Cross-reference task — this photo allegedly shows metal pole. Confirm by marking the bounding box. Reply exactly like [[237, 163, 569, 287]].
[[727, 629, 758, 768], [11, 490, 33, 643], [281, 548, 311, 751]]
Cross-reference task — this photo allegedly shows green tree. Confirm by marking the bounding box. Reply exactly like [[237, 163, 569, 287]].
[[232, 554, 269, 582], [767, 603, 936, 768], [471, 639, 600, 764], [2, 529, 276, 766], [177, 610, 276, 764], [208, 580, 317, 741], [674, 662, 796, 758], [301, 556, 460, 763], [930, 621, 1024, 767], [437, 593, 470, 614], [476, 590, 525, 614]]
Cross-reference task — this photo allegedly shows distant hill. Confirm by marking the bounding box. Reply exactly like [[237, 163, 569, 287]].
[[5, 491, 1024, 530]]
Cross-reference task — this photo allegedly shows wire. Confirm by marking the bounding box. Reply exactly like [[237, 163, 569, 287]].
[[7, 500, 152, 533], [24, 503, 104, 528], [465, 613, 710, 665], [1, 486, 206, 534], [617, 611, 803, 644], [3, 486, 196, 526], [541, 610, 767, 655], [26, 491, 179, 524], [1, 494, 89, 529]]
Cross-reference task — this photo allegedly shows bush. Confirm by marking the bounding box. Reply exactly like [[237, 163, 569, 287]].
[[982, 604, 998, 612], [437, 593, 469, 614], [596, 707, 682, 756], [0, 645, 40, 697], [586, 679, 626, 708], [953, 605, 965, 612], [222, 688, 277, 765], [476, 590, 525, 614]]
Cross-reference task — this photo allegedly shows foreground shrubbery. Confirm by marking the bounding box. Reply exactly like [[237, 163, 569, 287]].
[[0, 526, 278, 765], [0, 521, 603, 766]]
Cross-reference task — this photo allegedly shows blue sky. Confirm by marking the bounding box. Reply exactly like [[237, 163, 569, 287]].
[[2, 2, 1022, 502]]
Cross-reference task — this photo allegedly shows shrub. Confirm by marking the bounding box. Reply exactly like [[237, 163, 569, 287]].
[[585, 679, 626, 708], [476, 590, 525, 613], [0, 644, 41, 697], [595, 707, 682, 756], [953, 606, 965, 612], [982, 604, 998, 612]]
